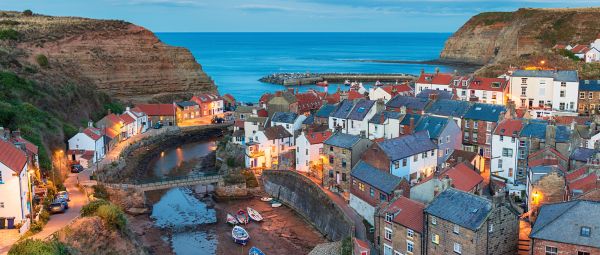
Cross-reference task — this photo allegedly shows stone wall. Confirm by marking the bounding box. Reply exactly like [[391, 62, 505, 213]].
[[262, 170, 353, 241]]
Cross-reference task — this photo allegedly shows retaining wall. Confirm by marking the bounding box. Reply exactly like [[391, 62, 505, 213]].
[[262, 170, 353, 241]]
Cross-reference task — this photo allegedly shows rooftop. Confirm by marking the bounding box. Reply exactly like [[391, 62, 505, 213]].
[[463, 103, 505, 122], [176, 101, 198, 108], [305, 130, 333, 145], [0, 139, 27, 173], [315, 104, 337, 118], [263, 125, 292, 140], [347, 99, 375, 121], [416, 72, 454, 85], [369, 111, 403, 124], [330, 100, 355, 119], [425, 99, 471, 118], [416, 89, 454, 100], [351, 161, 403, 194], [570, 147, 597, 162], [377, 131, 437, 161], [271, 112, 299, 124], [440, 162, 483, 192], [414, 115, 449, 140], [324, 132, 364, 149], [386, 95, 431, 111], [425, 188, 492, 231], [494, 119, 524, 137], [511, 70, 579, 82], [381, 196, 425, 233], [579, 79, 600, 91]]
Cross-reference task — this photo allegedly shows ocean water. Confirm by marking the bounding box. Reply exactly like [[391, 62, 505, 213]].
[[157, 32, 452, 102]]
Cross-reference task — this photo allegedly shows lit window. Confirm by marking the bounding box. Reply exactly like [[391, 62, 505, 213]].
[[358, 182, 365, 191], [431, 216, 437, 225], [432, 234, 439, 244]]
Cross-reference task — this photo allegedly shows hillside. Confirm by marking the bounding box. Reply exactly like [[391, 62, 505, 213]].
[[440, 8, 600, 65]]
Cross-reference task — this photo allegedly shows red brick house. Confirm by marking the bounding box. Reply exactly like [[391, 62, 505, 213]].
[[375, 196, 425, 255]]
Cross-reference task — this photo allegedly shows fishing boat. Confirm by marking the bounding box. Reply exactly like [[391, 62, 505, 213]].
[[260, 197, 273, 202], [316, 80, 328, 87], [249, 246, 265, 255], [226, 213, 239, 226], [236, 209, 249, 225], [344, 80, 351, 86], [271, 200, 282, 208], [232, 226, 250, 245], [247, 207, 263, 222]]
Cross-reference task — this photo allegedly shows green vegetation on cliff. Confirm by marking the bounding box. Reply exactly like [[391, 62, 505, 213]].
[[9, 239, 70, 255]]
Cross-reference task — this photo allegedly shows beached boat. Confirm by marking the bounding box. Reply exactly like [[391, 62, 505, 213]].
[[232, 226, 250, 245], [237, 209, 249, 225], [227, 213, 239, 226], [271, 200, 282, 208], [344, 80, 351, 86], [247, 207, 263, 222], [316, 81, 328, 87], [260, 197, 273, 202], [249, 246, 265, 255]]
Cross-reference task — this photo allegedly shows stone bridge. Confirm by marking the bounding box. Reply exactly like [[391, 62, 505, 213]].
[[103, 173, 224, 192]]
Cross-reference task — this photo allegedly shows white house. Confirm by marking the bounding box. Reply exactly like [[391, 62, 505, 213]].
[[451, 76, 509, 105], [124, 107, 148, 135], [491, 119, 525, 192], [68, 126, 105, 163], [508, 70, 579, 112], [328, 99, 378, 137], [271, 112, 306, 136], [245, 125, 294, 170], [244, 116, 268, 144], [585, 47, 600, 63], [295, 131, 332, 173], [414, 72, 454, 93], [0, 139, 31, 226], [367, 111, 402, 140], [368, 84, 412, 103]]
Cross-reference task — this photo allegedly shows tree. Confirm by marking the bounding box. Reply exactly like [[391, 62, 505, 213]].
[[23, 10, 33, 16], [36, 54, 49, 68]]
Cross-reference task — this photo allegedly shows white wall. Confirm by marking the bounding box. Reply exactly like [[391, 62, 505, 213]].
[[349, 194, 375, 225], [0, 162, 30, 223], [491, 134, 520, 186], [509, 75, 578, 112], [68, 133, 105, 162]]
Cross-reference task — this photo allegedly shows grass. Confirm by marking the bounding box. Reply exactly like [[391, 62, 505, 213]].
[[9, 239, 70, 255]]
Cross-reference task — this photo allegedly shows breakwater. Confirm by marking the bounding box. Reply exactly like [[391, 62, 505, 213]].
[[262, 170, 353, 241], [259, 72, 417, 86]]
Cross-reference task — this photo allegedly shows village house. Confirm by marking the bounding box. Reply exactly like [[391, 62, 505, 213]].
[[295, 130, 332, 177], [491, 119, 524, 192], [414, 71, 454, 93], [271, 112, 306, 137], [461, 103, 506, 171], [508, 70, 579, 113], [95, 113, 126, 151], [585, 47, 600, 63], [361, 131, 438, 183], [2, 130, 40, 172], [175, 101, 200, 121], [527, 165, 566, 213], [0, 139, 31, 230], [231, 120, 245, 145], [444, 149, 478, 170], [314, 103, 336, 126], [569, 147, 597, 170], [244, 116, 269, 144], [572, 45, 590, 59], [266, 90, 297, 116], [367, 111, 402, 140], [375, 196, 425, 255], [245, 125, 294, 171], [68, 125, 105, 165], [530, 200, 600, 255], [133, 104, 176, 127], [323, 132, 372, 194], [565, 165, 600, 199], [398, 113, 420, 136], [410, 162, 483, 204], [295, 90, 323, 115], [414, 115, 462, 165], [385, 95, 432, 114], [222, 94, 236, 111], [451, 76, 509, 105], [425, 189, 519, 255], [328, 99, 379, 136], [368, 83, 413, 103], [123, 107, 148, 135], [191, 93, 224, 117], [577, 79, 600, 115], [349, 160, 408, 225], [424, 99, 471, 126]]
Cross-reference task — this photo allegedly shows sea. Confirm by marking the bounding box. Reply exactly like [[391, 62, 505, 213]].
[[157, 32, 453, 103]]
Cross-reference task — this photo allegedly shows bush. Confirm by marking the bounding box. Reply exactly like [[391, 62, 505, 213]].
[[30, 221, 43, 233], [9, 239, 69, 255], [93, 185, 110, 200], [35, 54, 49, 68], [80, 199, 109, 217], [226, 157, 238, 168], [39, 210, 50, 224], [340, 237, 352, 255], [23, 9, 33, 16], [103, 101, 125, 114], [242, 170, 259, 188], [95, 204, 127, 231], [0, 29, 19, 40]]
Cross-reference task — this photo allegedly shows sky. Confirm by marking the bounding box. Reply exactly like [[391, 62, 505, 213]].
[[2, 0, 600, 32]]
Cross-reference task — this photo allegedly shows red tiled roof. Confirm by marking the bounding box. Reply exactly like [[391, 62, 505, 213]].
[[566, 166, 589, 182], [134, 104, 175, 116], [568, 173, 598, 193], [347, 90, 365, 100], [105, 113, 124, 124], [223, 94, 236, 102], [572, 45, 589, 54], [192, 93, 222, 103], [381, 83, 412, 96], [83, 127, 103, 141], [296, 91, 323, 114], [326, 92, 341, 104], [553, 44, 566, 50], [494, 119, 523, 136], [383, 196, 425, 233], [441, 162, 483, 192], [13, 137, 38, 155], [306, 131, 332, 145], [234, 120, 245, 128], [416, 72, 453, 85], [257, 109, 268, 118], [0, 139, 27, 173], [553, 116, 591, 125], [259, 93, 273, 104], [354, 238, 369, 250], [468, 77, 508, 92], [120, 113, 135, 125], [104, 127, 120, 139]]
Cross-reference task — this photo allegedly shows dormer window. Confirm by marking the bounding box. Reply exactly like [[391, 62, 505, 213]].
[[491, 82, 500, 88], [581, 226, 591, 237]]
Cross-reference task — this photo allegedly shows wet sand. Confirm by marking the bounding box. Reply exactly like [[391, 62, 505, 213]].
[[215, 197, 327, 255]]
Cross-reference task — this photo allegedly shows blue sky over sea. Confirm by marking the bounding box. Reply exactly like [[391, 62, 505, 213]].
[[2, 0, 600, 32]]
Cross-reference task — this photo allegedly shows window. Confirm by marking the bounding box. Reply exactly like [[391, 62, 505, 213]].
[[590, 92, 594, 99], [498, 159, 503, 168], [521, 87, 527, 96], [489, 223, 494, 233], [407, 241, 414, 253], [329, 156, 334, 164], [559, 102, 565, 110], [446, 136, 450, 143], [521, 78, 527, 85], [380, 193, 387, 201], [422, 152, 427, 158], [465, 121, 469, 128], [431, 234, 439, 244], [431, 150, 435, 156], [454, 243, 462, 254], [545, 246, 558, 255], [407, 229, 414, 238], [539, 100, 545, 108], [578, 252, 590, 255], [414, 154, 418, 162], [502, 148, 513, 157], [473, 121, 478, 129], [385, 227, 393, 240], [445, 148, 450, 155], [402, 158, 407, 167], [384, 244, 393, 255], [486, 134, 491, 144], [561, 81, 566, 87], [370, 188, 375, 197], [453, 224, 460, 234], [329, 170, 334, 178], [394, 161, 400, 169], [500, 135, 504, 141], [330, 146, 334, 152], [560, 90, 565, 97], [431, 216, 437, 225], [305, 149, 309, 155], [580, 92, 586, 99], [342, 173, 347, 181], [385, 212, 393, 223], [581, 226, 591, 237], [0, 172, 3, 184], [358, 182, 365, 191], [394, 251, 401, 255], [0, 202, 3, 208], [509, 168, 513, 177], [342, 159, 347, 168]]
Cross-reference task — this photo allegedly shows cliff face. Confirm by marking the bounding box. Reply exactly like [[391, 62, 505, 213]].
[[440, 8, 600, 65], [1, 11, 215, 102]]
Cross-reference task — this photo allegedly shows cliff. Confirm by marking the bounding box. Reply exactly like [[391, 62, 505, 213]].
[[0, 11, 215, 102], [440, 8, 600, 65]]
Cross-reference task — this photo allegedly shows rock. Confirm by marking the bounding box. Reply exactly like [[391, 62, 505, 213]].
[[126, 207, 152, 216]]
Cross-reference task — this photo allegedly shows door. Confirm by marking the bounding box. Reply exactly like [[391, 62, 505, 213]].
[[336, 171, 341, 184]]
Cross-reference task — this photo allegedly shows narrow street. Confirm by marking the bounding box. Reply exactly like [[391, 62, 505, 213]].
[[518, 219, 532, 255]]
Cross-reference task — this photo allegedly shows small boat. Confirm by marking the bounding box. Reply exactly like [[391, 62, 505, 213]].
[[375, 80, 382, 86], [237, 209, 249, 225], [260, 197, 273, 202], [227, 213, 239, 226], [249, 246, 265, 255], [247, 207, 263, 222], [232, 226, 250, 245], [344, 80, 351, 86], [316, 81, 328, 87], [271, 200, 282, 208]]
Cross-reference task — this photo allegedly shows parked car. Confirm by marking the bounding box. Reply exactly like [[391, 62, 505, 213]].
[[153, 121, 163, 129], [48, 202, 66, 214], [57, 191, 70, 202], [70, 164, 84, 173], [54, 197, 69, 209], [212, 117, 224, 124]]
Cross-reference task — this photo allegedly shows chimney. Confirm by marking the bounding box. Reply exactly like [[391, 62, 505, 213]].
[[409, 116, 415, 133], [393, 189, 404, 198], [88, 120, 94, 128], [126, 106, 131, 112], [0, 127, 6, 141], [400, 106, 407, 114], [429, 92, 438, 101], [545, 124, 556, 148], [11, 130, 21, 139], [376, 100, 385, 113]]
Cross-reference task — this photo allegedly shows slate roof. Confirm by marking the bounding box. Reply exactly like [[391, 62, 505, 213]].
[[176, 101, 198, 108], [302, 115, 314, 125], [463, 103, 505, 122], [324, 132, 363, 149], [519, 120, 548, 139], [425, 188, 493, 231], [378, 131, 436, 161], [400, 113, 421, 126], [530, 200, 600, 248], [263, 125, 292, 140], [425, 99, 471, 118], [555, 125, 571, 143], [579, 79, 600, 91], [386, 95, 431, 111], [330, 100, 356, 119], [271, 112, 299, 124], [0, 139, 27, 174], [416, 89, 454, 100], [511, 70, 579, 82], [351, 161, 403, 194], [235, 105, 254, 114], [316, 104, 336, 118], [570, 147, 597, 162], [369, 111, 403, 124], [414, 115, 449, 140], [381, 196, 425, 233], [347, 99, 375, 121]]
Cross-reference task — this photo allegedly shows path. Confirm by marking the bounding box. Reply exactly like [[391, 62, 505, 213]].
[[518, 219, 532, 255]]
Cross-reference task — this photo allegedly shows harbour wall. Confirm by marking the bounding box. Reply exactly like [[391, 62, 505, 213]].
[[262, 170, 353, 241], [260, 73, 417, 86]]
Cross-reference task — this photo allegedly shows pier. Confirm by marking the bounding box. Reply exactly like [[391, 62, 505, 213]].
[[259, 72, 417, 86]]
